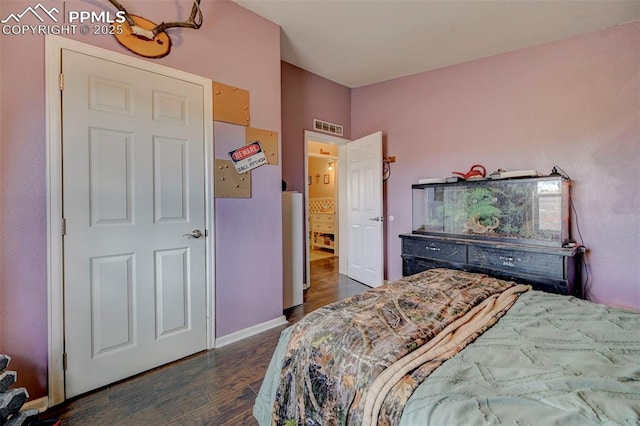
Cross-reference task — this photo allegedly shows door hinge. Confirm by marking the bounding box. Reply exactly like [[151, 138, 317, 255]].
[[59, 73, 64, 91], [61, 218, 66, 236], [63, 353, 68, 371]]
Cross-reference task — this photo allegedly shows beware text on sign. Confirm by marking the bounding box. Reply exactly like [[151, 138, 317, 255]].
[[228, 141, 268, 174]]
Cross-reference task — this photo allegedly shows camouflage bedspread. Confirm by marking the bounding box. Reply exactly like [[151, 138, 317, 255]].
[[272, 268, 530, 425]]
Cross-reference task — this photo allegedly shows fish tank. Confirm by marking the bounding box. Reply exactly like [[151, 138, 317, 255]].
[[412, 176, 570, 247]]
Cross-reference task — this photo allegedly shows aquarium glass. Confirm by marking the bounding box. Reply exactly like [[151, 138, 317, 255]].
[[412, 177, 569, 246]]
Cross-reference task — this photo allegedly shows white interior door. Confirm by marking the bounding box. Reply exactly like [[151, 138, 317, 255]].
[[62, 49, 207, 397], [346, 131, 384, 287]]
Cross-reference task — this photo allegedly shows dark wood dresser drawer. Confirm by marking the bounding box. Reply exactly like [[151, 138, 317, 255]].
[[467, 246, 565, 279], [402, 237, 466, 263], [400, 233, 580, 297], [402, 255, 458, 276]]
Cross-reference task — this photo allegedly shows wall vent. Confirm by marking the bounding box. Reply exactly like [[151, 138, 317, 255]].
[[313, 119, 344, 136]]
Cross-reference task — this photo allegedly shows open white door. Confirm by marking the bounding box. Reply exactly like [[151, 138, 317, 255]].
[[62, 49, 208, 397], [346, 131, 384, 287]]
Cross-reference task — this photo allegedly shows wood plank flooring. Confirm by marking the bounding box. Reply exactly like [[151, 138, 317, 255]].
[[42, 257, 370, 425]]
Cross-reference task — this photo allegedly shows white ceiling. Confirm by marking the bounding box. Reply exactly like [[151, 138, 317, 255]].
[[234, 0, 640, 88]]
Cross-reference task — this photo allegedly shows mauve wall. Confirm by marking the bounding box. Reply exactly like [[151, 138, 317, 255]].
[[0, 0, 282, 399], [0, 0, 50, 399], [352, 21, 640, 310], [0, 20, 3, 355], [281, 61, 351, 193]]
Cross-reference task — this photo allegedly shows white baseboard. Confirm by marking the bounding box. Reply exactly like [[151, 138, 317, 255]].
[[214, 315, 289, 348], [23, 396, 49, 413]]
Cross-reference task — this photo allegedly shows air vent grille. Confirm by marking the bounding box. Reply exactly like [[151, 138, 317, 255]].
[[313, 119, 344, 136]]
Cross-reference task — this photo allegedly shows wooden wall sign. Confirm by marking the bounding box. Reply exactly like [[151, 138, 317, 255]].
[[108, 0, 203, 58]]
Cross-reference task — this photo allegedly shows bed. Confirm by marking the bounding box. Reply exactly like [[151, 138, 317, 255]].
[[253, 268, 640, 425]]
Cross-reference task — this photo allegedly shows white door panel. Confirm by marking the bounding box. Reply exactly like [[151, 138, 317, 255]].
[[62, 50, 207, 397], [347, 131, 383, 287], [153, 137, 189, 223], [88, 127, 133, 226], [155, 247, 191, 337], [90, 253, 135, 356]]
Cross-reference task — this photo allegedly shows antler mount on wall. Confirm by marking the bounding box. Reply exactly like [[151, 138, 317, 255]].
[[107, 0, 203, 58]]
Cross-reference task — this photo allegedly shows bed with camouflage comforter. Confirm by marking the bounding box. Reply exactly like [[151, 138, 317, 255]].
[[254, 268, 640, 425]]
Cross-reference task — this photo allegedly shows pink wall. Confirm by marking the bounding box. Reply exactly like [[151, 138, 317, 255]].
[[352, 21, 640, 311], [281, 61, 351, 193], [0, 0, 282, 398], [0, 0, 50, 398]]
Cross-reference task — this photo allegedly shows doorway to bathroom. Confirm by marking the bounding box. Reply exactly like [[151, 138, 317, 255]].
[[304, 131, 348, 289], [303, 130, 384, 290]]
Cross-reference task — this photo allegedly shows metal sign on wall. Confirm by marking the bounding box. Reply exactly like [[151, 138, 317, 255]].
[[228, 141, 267, 174]]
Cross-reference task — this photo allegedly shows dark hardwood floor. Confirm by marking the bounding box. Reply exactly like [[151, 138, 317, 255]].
[[42, 257, 369, 425]]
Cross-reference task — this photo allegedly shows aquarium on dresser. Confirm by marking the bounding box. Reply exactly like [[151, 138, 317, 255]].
[[411, 176, 571, 247]]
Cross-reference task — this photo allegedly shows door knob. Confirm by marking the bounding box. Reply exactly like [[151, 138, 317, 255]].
[[369, 217, 384, 222], [183, 229, 204, 238]]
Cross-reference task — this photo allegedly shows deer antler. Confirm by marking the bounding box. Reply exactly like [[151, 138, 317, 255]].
[[107, 0, 202, 40], [154, 1, 203, 35], [107, 0, 134, 25], [106, 0, 203, 58]]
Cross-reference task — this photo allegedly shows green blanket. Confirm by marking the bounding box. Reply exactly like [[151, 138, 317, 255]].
[[400, 290, 640, 425], [255, 280, 640, 425]]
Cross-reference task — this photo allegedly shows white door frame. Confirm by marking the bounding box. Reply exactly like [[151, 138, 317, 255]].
[[45, 35, 215, 405], [304, 130, 349, 287]]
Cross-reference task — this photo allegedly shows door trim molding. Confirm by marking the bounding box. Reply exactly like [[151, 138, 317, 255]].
[[45, 35, 215, 405]]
